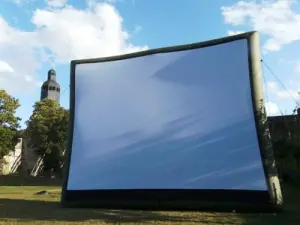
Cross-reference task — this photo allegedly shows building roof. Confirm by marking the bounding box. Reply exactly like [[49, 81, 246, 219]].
[[268, 115, 298, 122], [41, 79, 60, 88], [48, 69, 56, 76]]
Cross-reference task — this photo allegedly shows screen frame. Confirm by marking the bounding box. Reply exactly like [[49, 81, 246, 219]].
[[61, 31, 283, 212]]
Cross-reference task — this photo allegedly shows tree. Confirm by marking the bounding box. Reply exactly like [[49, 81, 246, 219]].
[[0, 89, 21, 159], [26, 99, 69, 176], [272, 137, 300, 184]]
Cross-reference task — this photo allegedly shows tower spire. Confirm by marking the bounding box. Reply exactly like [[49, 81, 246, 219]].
[[51, 58, 55, 70]]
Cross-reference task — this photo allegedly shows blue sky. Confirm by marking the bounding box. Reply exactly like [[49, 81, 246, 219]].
[[0, 0, 300, 128]]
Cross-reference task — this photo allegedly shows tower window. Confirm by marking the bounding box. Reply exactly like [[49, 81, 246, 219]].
[[57, 87, 60, 91]]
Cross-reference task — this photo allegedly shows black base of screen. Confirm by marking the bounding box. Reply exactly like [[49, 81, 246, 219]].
[[61, 189, 281, 213]]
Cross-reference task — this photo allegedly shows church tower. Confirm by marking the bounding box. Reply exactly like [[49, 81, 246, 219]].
[[40, 67, 60, 104]]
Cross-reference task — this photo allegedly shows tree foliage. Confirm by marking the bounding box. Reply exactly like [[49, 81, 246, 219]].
[[272, 137, 300, 184], [0, 89, 21, 159], [273, 138, 300, 160], [26, 99, 69, 175]]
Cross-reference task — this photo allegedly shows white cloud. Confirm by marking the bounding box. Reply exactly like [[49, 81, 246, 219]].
[[265, 80, 300, 100], [0, 2, 147, 94], [279, 58, 300, 74], [0, 61, 15, 73], [266, 81, 278, 90], [263, 39, 281, 51], [86, 0, 121, 8], [227, 30, 245, 36], [265, 101, 279, 116], [295, 60, 300, 73], [0, 17, 41, 93], [132, 25, 142, 35], [8, 0, 22, 5], [31, 3, 147, 63], [7, 0, 34, 5], [277, 90, 300, 99], [278, 58, 294, 64], [221, 0, 300, 52], [46, 0, 67, 8]]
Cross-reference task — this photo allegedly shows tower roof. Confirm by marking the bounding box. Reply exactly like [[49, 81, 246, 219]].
[[47, 68, 56, 81], [42, 79, 60, 88], [48, 68, 56, 76]]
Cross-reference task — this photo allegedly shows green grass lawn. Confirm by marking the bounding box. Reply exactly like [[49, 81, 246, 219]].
[[0, 184, 299, 225]]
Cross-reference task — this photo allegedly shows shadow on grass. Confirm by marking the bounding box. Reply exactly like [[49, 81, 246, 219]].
[[0, 185, 299, 224], [0, 175, 62, 187], [0, 198, 239, 224]]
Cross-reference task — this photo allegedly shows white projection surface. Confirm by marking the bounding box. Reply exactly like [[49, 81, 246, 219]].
[[68, 39, 268, 191]]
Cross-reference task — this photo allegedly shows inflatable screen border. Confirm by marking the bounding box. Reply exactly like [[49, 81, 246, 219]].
[[61, 31, 283, 212]]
